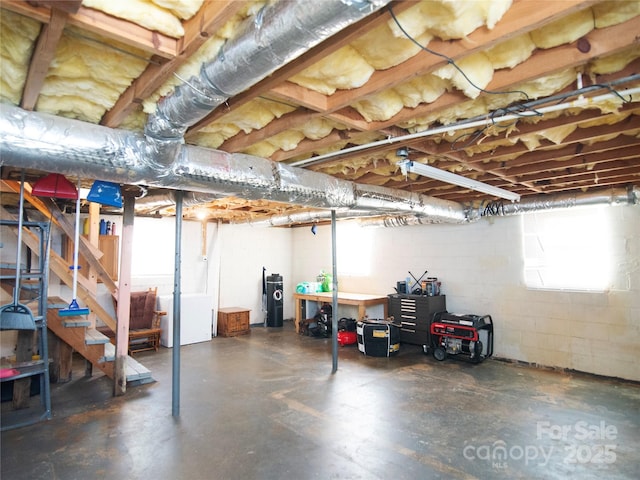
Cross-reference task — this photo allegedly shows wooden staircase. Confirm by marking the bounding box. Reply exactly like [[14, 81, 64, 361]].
[[2, 179, 155, 388], [47, 298, 154, 385]]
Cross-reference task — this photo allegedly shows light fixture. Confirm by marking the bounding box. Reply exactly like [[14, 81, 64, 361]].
[[87, 180, 123, 208], [398, 159, 520, 202]]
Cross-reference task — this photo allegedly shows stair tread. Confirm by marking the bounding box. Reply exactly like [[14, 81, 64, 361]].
[[48, 301, 68, 309], [125, 356, 152, 381], [101, 344, 153, 382], [85, 328, 110, 345], [62, 319, 91, 328]]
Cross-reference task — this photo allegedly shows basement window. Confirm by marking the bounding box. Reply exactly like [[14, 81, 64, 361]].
[[522, 205, 612, 292], [337, 222, 372, 277]]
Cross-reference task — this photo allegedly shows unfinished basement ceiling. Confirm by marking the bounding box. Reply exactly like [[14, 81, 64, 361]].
[[0, 0, 639, 224]]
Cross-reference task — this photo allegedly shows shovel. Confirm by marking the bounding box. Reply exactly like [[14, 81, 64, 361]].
[[0, 171, 36, 330]]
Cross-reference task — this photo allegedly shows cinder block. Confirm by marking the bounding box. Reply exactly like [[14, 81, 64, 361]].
[[537, 348, 571, 368], [535, 316, 570, 336]]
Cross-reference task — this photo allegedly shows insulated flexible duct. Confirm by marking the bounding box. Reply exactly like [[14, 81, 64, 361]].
[[145, 0, 392, 166], [357, 187, 639, 227], [474, 187, 639, 218], [0, 104, 467, 223]]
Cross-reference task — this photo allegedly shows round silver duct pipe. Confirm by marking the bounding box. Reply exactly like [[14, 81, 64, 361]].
[[0, 104, 467, 223], [472, 186, 639, 218], [144, 0, 392, 166], [2, 104, 635, 227], [358, 186, 639, 227]]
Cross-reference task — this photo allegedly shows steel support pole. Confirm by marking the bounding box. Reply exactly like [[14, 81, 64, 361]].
[[172, 191, 183, 416], [331, 210, 338, 374]]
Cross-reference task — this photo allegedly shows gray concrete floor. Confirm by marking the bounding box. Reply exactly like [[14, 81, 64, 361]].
[[2, 320, 639, 480]]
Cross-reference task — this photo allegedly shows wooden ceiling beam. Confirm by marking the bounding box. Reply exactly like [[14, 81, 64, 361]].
[[185, 1, 415, 136], [449, 156, 640, 189], [271, 130, 362, 163], [28, 0, 82, 14], [495, 141, 640, 176], [327, 0, 600, 111], [331, 96, 639, 169], [403, 134, 640, 193], [21, 6, 68, 110], [450, 105, 640, 163], [364, 16, 640, 132], [101, 0, 247, 127], [1, 0, 52, 22], [258, 21, 640, 169], [523, 158, 638, 185], [266, 84, 329, 112], [544, 173, 640, 194], [219, 108, 317, 152], [213, 0, 598, 152], [433, 109, 640, 164], [455, 108, 640, 161], [535, 168, 640, 191], [190, 0, 605, 159], [68, 6, 177, 59], [2, 0, 178, 57]]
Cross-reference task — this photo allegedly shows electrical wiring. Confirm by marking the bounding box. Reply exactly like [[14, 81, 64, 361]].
[[386, 3, 634, 139], [387, 4, 532, 103], [481, 200, 506, 217], [450, 126, 492, 151], [448, 73, 637, 152], [290, 83, 640, 168]]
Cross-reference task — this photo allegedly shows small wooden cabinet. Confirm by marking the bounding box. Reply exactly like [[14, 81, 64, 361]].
[[218, 308, 251, 337]]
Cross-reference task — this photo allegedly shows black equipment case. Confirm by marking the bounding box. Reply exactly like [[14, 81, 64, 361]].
[[357, 319, 400, 357]]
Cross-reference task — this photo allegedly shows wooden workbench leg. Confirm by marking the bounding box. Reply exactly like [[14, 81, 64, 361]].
[[358, 305, 366, 321], [294, 298, 301, 333]]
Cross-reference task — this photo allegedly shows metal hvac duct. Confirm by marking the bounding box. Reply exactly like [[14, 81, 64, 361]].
[[0, 104, 468, 223], [358, 187, 640, 227], [473, 187, 640, 218], [145, 0, 392, 166], [134, 191, 224, 211], [245, 209, 380, 228], [0, 0, 469, 225], [1, 104, 635, 226]]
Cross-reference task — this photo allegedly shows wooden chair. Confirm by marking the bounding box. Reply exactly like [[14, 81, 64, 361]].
[[99, 287, 166, 354]]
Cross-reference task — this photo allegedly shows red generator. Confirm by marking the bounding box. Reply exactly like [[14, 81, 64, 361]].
[[429, 312, 493, 363]]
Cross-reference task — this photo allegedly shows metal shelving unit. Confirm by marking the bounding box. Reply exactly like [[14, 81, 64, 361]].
[[1, 219, 52, 431]]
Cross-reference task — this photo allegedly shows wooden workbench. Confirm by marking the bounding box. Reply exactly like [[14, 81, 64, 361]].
[[293, 292, 388, 333]]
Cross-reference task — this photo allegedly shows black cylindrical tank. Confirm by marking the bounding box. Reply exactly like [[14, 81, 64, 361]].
[[266, 273, 283, 327]]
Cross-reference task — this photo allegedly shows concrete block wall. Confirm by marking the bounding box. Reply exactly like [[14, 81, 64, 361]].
[[291, 205, 640, 381]]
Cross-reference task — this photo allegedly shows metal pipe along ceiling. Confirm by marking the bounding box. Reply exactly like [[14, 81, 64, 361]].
[[2, 103, 637, 225], [0, 104, 467, 223], [144, 0, 392, 166], [357, 187, 640, 227]]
